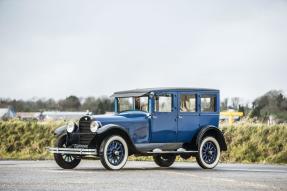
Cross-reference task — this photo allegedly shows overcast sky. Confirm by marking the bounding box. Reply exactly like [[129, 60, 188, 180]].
[[0, 0, 286, 102]]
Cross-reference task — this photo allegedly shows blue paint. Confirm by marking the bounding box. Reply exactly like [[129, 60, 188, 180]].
[[89, 88, 220, 145]]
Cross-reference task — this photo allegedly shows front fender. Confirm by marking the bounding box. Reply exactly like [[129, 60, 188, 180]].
[[96, 124, 129, 135], [54, 125, 67, 137], [90, 124, 138, 154]]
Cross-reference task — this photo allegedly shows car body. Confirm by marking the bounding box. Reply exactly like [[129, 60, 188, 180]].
[[49, 88, 227, 170]]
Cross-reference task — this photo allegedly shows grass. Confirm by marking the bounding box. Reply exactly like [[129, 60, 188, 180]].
[[220, 123, 287, 164], [0, 120, 63, 160], [0, 120, 286, 164]]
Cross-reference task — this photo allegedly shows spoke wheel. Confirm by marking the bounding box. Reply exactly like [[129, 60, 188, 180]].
[[54, 136, 81, 169], [153, 154, 176, 167], [61, 143, 76, 163], [202, 141, 217, 164], [106, 140, 125, 166], [100, 135, 128, 170], [196, 136, 220, 169]]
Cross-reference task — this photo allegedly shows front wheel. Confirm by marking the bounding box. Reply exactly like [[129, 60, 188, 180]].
[[153, 154, 176, 167], [196, 136, 220, 169], [54, 136, 81, 169], [100, 135, 129, 170]]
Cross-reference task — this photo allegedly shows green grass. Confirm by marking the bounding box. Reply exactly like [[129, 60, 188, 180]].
[[220, 123, 287, 164], [0, 120, 286, 163], [0, 120, 63, 160]]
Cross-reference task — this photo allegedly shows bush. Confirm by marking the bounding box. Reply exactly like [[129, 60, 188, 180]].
[[0, 120, 286, 164], [0, 120, 64, 160], [221, 123, 287, 163]]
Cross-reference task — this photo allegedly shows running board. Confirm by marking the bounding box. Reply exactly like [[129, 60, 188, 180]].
[[47, 147, 97, 155], [147, 148, 198, 154]]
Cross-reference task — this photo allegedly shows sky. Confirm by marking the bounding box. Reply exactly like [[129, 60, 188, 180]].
[[0, 0, 286, 102]]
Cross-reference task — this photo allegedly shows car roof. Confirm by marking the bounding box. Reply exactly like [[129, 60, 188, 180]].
[[111, 87, 219, 97]]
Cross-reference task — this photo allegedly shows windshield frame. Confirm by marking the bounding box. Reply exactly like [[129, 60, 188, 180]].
[[115, 96, 150, 113]]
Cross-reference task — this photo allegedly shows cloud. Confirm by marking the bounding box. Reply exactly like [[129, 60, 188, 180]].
[[0, 0, 286, 100]]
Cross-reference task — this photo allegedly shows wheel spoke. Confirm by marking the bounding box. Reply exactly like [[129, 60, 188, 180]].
[[106, 140, 125, 166], [201, 141, 218, 165]]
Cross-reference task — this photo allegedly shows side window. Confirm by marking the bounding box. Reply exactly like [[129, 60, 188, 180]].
[[180, 94, 196, 112], [201, 95, 216, 112], [154, 94, 172, 112], [135, 97, 148, 112], [118, 97, 133, 112]]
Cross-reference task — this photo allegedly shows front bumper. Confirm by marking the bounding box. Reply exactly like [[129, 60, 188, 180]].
[[47, 147, 97, 155]]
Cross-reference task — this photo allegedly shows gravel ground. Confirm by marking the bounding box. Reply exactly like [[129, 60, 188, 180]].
[[0, 160, 286, 191]]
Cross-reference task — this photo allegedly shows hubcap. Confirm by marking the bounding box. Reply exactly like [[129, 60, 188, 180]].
[[107, 140, 125, 166], [202, 141, 217, 164]]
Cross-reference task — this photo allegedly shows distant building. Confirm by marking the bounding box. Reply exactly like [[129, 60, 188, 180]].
[[16, 111, 90, 121], [0, 107, 16, 120], [39, 111, 89, 121], [17, 112, 39, 121]]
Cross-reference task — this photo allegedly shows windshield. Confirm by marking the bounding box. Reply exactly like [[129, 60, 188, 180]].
[[117, 96, 149, 113]]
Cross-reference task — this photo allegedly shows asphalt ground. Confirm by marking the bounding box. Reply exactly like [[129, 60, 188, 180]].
[[0, 160, 286, 191]]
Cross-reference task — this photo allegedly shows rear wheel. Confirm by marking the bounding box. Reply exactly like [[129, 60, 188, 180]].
[[153, 154, 176, 167], [196, 136, 220, 169], [54, 136, 81, 169], [100, 135, 128, 170]]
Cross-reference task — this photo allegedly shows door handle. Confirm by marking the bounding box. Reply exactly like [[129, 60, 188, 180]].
[[145, 115, 152, 119], [178, 116, 183, 119], [153, 116, 158, 119]]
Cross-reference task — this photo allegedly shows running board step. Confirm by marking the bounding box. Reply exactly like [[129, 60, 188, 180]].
[[47, 147, 97, 155], [147, 148, 198, 154]]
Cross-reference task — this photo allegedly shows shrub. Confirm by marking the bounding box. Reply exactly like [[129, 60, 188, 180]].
[[221, 123, 287, 163], [0, 120, 286, 163], [0, 120, 64, 160]]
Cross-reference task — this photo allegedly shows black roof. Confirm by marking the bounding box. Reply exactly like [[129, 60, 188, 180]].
[[111, 87, 219, 97]]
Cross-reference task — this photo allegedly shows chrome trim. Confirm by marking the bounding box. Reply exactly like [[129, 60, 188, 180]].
[[47, 147, 97, 155], [147, 150, 198, 154]]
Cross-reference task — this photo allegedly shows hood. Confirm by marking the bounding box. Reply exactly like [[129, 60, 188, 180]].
[[89, 111, 149, 126]]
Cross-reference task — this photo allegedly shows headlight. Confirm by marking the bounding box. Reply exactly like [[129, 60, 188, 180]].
[[66, 121, 75, 133], [90, 121, 100, 133]]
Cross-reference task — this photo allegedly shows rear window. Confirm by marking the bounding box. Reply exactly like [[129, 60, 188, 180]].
[[180, 94, 196, 112], [201, 95, 216, 112]]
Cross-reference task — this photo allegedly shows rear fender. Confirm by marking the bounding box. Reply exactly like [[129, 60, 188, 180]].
[[196, 126, 227, 151]]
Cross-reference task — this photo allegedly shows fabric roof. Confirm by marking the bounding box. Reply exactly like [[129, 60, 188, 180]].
[[111, 87, 219, 97]]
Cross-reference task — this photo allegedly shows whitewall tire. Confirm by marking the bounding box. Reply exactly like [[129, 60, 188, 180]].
[[100, 135, 128, 170], [196, 136, 220, 169]]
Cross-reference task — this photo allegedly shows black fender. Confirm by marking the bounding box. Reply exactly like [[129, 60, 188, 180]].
[[54, 125, 67, 137], [54, 125, 80, 146], [196, 126, 227, 151], [90, 124, 138, 154]]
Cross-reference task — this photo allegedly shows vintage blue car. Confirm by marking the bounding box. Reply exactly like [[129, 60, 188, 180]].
[[49, 88, 227, 170]]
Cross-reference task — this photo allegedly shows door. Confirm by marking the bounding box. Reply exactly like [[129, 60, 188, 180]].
[[151, 93, 177, 143], [177, 92, 199, 142]]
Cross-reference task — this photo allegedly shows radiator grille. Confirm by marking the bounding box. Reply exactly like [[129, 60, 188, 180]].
[[79, 116, 94, 145]]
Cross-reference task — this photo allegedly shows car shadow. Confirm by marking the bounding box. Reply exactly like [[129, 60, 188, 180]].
[[55, 166, 206, 172], [53, 166, 286, 173]]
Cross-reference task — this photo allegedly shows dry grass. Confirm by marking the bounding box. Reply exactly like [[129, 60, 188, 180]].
[[220, 123, 287, 164], [0, 120, 63, 160], [0, 120, 286, 163]]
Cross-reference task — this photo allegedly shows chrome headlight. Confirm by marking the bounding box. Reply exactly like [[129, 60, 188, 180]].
[[90, 121, 100, 133], [66, 121, 75, 133]]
